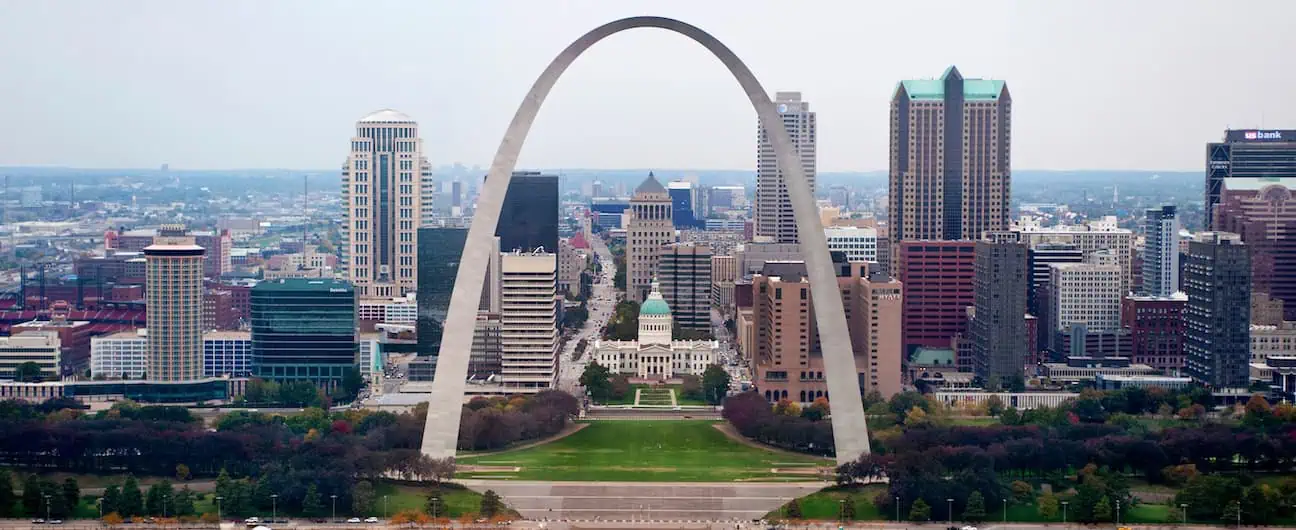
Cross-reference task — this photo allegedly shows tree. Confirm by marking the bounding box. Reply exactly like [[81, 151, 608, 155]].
[[1092, 496, 1113, 522], [337, 367, 366, 403], [609, 374, 631, 401], [101, 485, 121, 518], [785, 498, 803, 519], [985, 395, 1006, 417], [840, 497, 856, 520], [963, 491, 987, 522], [701, 364, 732, 405], [15, 361, 43, 382], [22, 474, 41, 517], [773, 399, 801, 417], [1010, 481, 1033, 504], [1222, 500, 1242, 525], [0, 469, 14, 517], [352, 481, 375, 515], [172, 487, 195, 517], [60, 478, 79, 515], [425, 489, 443, 517], [909, 498, 931, 522], [301, 485, 323, 518], [680, 374, 703, 401], [1037, 494, 1059, 519], [479, 490, 502, 518], [145, 481, 174, 516], [174, 464, 191, 481], [579, 362, 613, 402], [1007, 374, 1027, 392], [102, 512, 125, 526], [40, 479, 68, 519]]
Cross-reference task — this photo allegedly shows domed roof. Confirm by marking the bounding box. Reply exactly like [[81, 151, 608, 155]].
[[640, 297, 671, 316], [639, 277, 671, 316], [359, 109, 415, 123]]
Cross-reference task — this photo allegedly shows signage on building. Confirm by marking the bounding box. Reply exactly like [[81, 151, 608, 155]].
[[1228, 130, 1295, 142]]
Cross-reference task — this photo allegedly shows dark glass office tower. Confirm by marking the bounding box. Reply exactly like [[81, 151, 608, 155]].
[[416, 227, 468, 359], [251, 278, 356, 387], [497, 171, 558, 253], [1205, 129, 1296, 228], [1183, 232, 1251, 389], [970, 241, 1028, 382], [669, 184, 697, 229]]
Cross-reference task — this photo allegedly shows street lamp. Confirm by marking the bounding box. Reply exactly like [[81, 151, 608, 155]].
[[44, 494, 51, 521], [162, 493, 168, 519], [383, 495, 389, 520], [1061, 501, 1069, 524], [895, 496, 900, 522], [1116, 499, 1121, 526], [1181, 503, 1188, 524], [1003, 498, 1007, 523], [271, 494, 278, 523], [430, 497, 439, 519], [216, 496, 223, 522], [839, 499, 846, 523], [331, 494, 338, 523], [947, 498, 954, 526], [97, 498, 103, 520]]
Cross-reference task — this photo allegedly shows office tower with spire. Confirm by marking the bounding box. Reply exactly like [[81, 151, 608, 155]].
[[756, 91, 816, 243], [889, 66, 1011, 267], [340, 109, 432, 298], [627, 173, 674, 303]]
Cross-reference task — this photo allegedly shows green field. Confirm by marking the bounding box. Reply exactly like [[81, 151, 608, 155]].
[[457, 420, 827, 482], [771, 486, 1178, 523]]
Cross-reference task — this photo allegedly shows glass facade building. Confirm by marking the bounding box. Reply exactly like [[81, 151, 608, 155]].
[[1206, 129, 1296, 228], [251, 278, 356, 387], [416, 227, 468, 360], [498, 171, 558, 254]]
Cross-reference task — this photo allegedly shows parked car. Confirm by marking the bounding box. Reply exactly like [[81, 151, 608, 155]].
[[31, 519, 45, 524], [364, 517, 380, 524], [347, 518, 362, 523]]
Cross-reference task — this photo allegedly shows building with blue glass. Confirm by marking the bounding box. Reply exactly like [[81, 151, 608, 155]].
[[251, 278, 356, 387]]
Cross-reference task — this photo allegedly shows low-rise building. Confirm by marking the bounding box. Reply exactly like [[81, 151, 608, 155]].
[[203, 331, 252, 378], [0, 332, 61, 380], [934, 391, 1079, 410], [1042, 357, 1160, 384], [1094, 374, 1195, 391], [90, 329, 147, 379], [1251, 322, 1296, 363]]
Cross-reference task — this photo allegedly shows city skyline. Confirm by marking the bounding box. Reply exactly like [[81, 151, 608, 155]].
[[2, 1, 1294, 171]]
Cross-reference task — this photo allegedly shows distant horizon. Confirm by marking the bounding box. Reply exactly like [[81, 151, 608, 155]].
[[0, 165, 1206, 175]]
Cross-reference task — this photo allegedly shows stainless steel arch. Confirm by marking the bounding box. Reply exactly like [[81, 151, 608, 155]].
[[421, 15, 870, 466]]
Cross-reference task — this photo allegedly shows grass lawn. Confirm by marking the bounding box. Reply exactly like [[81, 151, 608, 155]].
[[456, 420, 827, 482], [770, 485, 885, 520], [947, 417, 1000, 427], [595, 384, 709, 406]]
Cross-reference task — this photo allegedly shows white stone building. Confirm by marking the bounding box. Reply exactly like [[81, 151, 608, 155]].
[[91, 330, 147, 379], [593, 279, 717, 379], [824, 226, 878, 263], [626, 174, 674, 303], [2, 332, 62, 380]]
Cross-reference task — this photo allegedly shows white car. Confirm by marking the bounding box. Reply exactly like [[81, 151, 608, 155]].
[[347, 517, 363, 523], [364, 517, 380, 523]]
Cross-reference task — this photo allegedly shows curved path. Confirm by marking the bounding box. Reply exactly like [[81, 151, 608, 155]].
[[423, 15, 869, 468]]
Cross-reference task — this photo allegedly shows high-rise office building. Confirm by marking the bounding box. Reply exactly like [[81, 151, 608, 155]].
[[710, 255, 737, 312], [1206, 129, 1296, 228], [251, 278, 356, 387], [340, 109, 432, 298], [498, 171, 559, 254], [1142, 206, 1181, 297], [668, 181, 697, 229], [416, 228, 500, 362], [1215, 177, 1296, 321], [1184, 232, 1252, 388], [896, 241, 976, 355], [627, 173, 674, 303], [1026, 243, 1083, 351], [145, 235, 206, 381], [889, 66, 1010, 262], [1046, 250, 1123, 356], [755, 91, 816, 243], [658, 242, 712, 334], [499, 252, 558, 392], [970, 241, 1028, 381]]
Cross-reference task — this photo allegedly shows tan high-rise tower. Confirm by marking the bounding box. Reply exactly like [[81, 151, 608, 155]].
[[340, 109, 432, 298], [627, 173, 674, 303], [145, 235, 205, 381], [888, 66, 1011, 263]]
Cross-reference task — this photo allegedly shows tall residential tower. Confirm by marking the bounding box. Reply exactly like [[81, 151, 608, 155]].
[[1142, 205, 1181, 297], [756, 92, 816, 243], [340, 109, 432, 298], [144, 235, 206, 381]]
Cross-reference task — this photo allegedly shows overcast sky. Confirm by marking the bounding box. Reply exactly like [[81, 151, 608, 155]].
[[1, 1, 1293, 171]]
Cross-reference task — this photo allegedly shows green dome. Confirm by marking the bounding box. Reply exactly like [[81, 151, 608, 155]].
[[640, 298, 671, 316]]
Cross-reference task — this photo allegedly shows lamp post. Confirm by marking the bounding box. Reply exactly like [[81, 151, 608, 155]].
[[430, 498, 439, 519], [1181, 503, 1188, 524], [895, 496, 900, 522], [44, 494, 51, 521], [1003, 498, 1007, 523], [383, 495, 389, 520], [216, 496, 223, 522], [162, 493, 169, 519], [1116, 499, 1121, 526], [271, 494, 278, 523], [839, 499, 846, 524], [947, 498, 954, 526], [97, 498, 103, 520], [331, 494, 338, 523], [1061, 501, 1069, 524]]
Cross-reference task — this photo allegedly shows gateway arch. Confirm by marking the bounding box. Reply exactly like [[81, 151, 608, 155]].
[[421, 16, 871, 466]]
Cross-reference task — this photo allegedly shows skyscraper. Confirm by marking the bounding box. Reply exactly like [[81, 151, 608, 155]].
[[888, 66, 1010, 265], [1215, 177, 1296, 321], [1184, 232, 1252, 388], [498, 171, 559, 254], [756, 91, 816, 243], [340, 109, 432, 298], [1046, 250, 1123, 356], [251, 278, 357, 387], [668, 181, 697, 229], [145, 235, 205, 381], [658, 242, 712, 334], [1141, 206, 1181, 297], [499, 252, 558, 392], [970, 241, 1028, 382], [627, 173, 674, 303], [1205, 129, 1296, 228], [896, 240, 976, 355], [416, 228, 500, 361]]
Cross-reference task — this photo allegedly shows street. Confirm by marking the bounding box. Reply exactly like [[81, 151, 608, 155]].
[[557, 222, 618, 394]]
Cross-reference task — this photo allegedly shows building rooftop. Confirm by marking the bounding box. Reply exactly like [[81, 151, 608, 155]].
[[358, 109, 415, 124], [253, 278, 353, 292], [634, 172, 667, 195], [204, 331, 251, 340], [1221, 176, 1296, 191], [897, 66, 1006, 101], [96, 329, 147, 340]]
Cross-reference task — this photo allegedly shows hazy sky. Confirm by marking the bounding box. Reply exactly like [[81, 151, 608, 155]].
[[1, 1, 1293, 171]]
